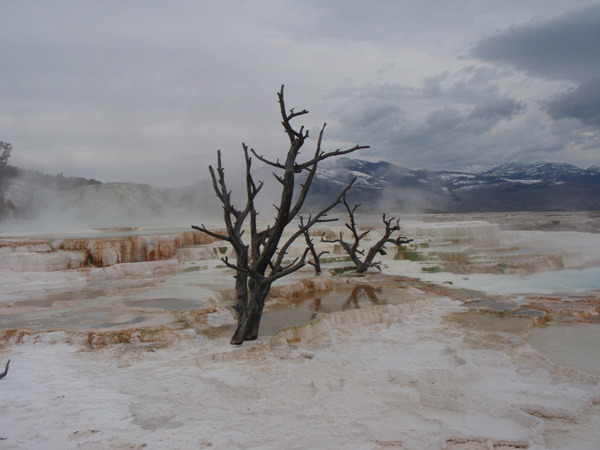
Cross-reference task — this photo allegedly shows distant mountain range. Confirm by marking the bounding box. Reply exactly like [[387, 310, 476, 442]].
[[2, 159, 599, 228], [479, 161, 600, 184], [308, 159, 600, 213]]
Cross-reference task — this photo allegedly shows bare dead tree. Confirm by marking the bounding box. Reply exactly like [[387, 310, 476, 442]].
[[193, 86, 368, 345], [323, 195, 412, 273], [302, 217, 332, 275]]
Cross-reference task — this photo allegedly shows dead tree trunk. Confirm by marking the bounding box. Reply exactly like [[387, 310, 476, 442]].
[[323, 195, 412, 273], [193, 86, 368, 344]]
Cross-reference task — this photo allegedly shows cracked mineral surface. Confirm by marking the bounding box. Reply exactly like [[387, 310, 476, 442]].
[[1, 212, 599, 448]]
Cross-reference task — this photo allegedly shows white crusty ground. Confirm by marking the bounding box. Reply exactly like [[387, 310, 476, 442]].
[[2, 221, 600, 449], [1, 295, 599, 449]]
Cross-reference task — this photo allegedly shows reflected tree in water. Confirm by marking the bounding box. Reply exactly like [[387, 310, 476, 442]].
[[343, 285, 384, 310], [309, 285, 384, 319]]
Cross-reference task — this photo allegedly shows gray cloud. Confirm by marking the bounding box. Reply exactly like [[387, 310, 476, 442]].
[[471, 4, 600, 82], [328, 67, 528, 170], [468, 97, 525, 123], [422, 66, 513, 103], [1, 1, 599, 189], [388, 97, 525, 163], [545, 78, 600, 127], [337, 100, 403, 134]]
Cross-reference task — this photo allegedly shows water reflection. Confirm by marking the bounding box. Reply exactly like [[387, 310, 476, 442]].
[[258, 284, 414, 336], [1, 277, 414, 335], [308, 285, 385, 319], [298, 284, 407, 315], [344, 285, 385, 308]]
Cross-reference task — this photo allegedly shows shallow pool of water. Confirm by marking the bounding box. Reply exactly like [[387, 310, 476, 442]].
[[527, 323, 600, 376], [127, 297, 209, 311], [255, 284, 421, 336], [259, 308, 315, 336], [0, 307, 149, 330], [206, 284, 423, 338], [441, 267, 600, 296]]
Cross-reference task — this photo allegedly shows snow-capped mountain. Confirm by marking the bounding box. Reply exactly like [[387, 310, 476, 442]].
[[308, 158, 600, 212], [3, 158, 599, 228], [587, 164, 600, 175], [478, 161, 600, 184], [318, 157, 498, 192]]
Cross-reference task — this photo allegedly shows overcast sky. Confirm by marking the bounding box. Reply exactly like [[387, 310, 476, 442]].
[[1, 1, 599, 187]]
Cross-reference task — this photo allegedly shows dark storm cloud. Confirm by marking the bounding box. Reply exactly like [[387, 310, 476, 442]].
[[329, 65, 527, 170], [545, 78, 600, 127], [388, 96, 525, 162], [338, 101, 403, 131], [469, 96, 525, 122], [471, 4, 600, 83], [422, 66, 511, 103], [378, 103, 576, 171]]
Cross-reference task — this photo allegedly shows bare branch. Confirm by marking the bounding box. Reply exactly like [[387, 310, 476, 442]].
[[274, 178, 355, 269], [287, 123, 327, 221], [191, 225, 230, 242], [278, 85, 309, 142], [387, 236, 413, 246], [296, 144, 370, 172], [265, 248, 309, 283], [302, 216, 329, 274], [313, 217, 338, 224], [287, 108, 310, 121], [221, 256, 247, 273], [250, 147, 285, 170]]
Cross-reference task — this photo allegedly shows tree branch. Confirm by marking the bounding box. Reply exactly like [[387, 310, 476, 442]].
[[250, 147, 285, 170], [191, 225, 230, 242], [273, 178, 355, 269], [265, 248, 310, 283], [278, 85, 309, 142], [296, 144, 370, 172]]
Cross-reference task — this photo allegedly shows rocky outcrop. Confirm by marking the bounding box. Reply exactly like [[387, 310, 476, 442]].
[[0, 230, 224, 272], [0, 250, 88, 272]]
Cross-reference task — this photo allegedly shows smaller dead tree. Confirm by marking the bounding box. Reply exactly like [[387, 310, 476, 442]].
[[302, 217, 331, 275], [323, 195, 412, 273]]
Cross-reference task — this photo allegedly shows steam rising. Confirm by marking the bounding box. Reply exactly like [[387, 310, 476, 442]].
[[0, 174, 223, 233], [0, 162, 303, 234]]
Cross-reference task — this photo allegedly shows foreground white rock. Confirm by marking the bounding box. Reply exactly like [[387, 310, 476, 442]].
[[1, 213, 599, 448], [1, 295, 599, 448]]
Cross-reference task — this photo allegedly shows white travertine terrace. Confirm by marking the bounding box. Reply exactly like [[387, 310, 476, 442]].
[[0, 213, 599, 448]]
